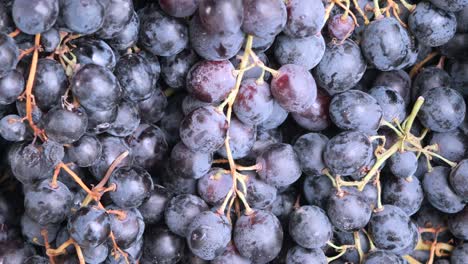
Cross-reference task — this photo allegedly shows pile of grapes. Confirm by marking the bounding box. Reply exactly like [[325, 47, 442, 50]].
[[0, 0, 468, 263]]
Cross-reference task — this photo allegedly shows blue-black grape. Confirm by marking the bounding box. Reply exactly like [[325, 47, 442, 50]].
[[159, 0, 199, 18], [211, 242, 251, 264], [382, 176, 424, 216], [217, 117, 256, 159], [86, 107, 118, 135], [83, 243, 108, 264], [198, 0, 243, 35], [139, 7, 188, 57], [409, 2, 457, 47], [186, 60, 236, 103], [283, 0, 326, 38], [258, 100, 288, 130], [329, 90, 383, 133], [108, 11, 140, 51], [108, 207, 140, 249], [314, 39, 366, 95], [90, 135, 133, 180], [109, 166, 153, 209], [233, 78, 274, 126], [71, 38, 117, 69], [8, 142, 53, 184], [388, 151, 418, 179], [324, 130, 373, 176], [303, 175, 333, 208], [291, 88, 331, 132], [449, 159, 468, 200], [270, 64, 317, 113], [448, 207, 468, 240], [107, 100, 140, 137], [0, 70, 23, 106], [33, 58, 67, 111], [369, 86, 406, 122], [129, 124, 168, 170], [66, 135, 102, 167], [40, 27, 60, 52], [114, 53, 154, 102], [12, 0, 58, 35], [293, 133, 328, 176], [186, 211, 231, 260], [165, 194, 209, 237], [67, 206, 110, 248], [0, 32, 19, 78], [412, 67, 451, 101], [42, 106, 88, 144], [289, 205, 332, 249], [374, 70, 411, 106], [451, 244, 468, 264], [138, 184, 172, 224], [273, 34, 325, 70], [423, 166, 465, 214], [180, 105, 228, 153], [59, 0, 105, 34], [234, 209, 283, 264], [328, 14, 355, 41], [430, 0, 468, 12], [197, 168, 232, 205], [242, 171, 277, 210], [170, 141, 212, 179], [142, 225, 184, 264], [21, 214, 59, 246], [286, 246, 327, 264], [161, 49, 199, 89], [96, 0, 133, 39], [137, 86, 167, 124], [418, 87, 466, 132], [430, 130, 467, 164], [242, 0, 286, 38], [0, 114, 27, 142], [256, 143, 301, 188], [327, 192, 372, 232]]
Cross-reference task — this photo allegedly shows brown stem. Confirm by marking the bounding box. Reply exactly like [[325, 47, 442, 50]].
[[8, 28, 21, 38], [409, 52, 438, 78], [41, 229, 56, 264]]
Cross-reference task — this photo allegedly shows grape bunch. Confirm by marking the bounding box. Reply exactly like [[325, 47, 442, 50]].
[[0, 0, 468, 264]]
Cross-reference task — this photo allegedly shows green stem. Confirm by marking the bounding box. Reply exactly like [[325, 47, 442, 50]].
[[380, 120, 403, 138], [403, 97, 425, 136]]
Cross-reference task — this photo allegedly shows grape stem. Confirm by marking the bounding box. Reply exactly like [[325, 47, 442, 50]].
[[403, 255, 423, 264], [73, 243, 85, 264], [46, 238, 74, 256], [398, 0, 416, 11], [409, 52, 438, 78], [332, 0, 359, 26], [8, 28, 21, 38], [353, 231, 364, 263], [352, 0, 370, 24], [373, 0, 383, 19], [41, 229, 56, 264]]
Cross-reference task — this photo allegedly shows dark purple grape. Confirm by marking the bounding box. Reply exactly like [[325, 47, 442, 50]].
[[71, 38, 116, 69], [8, 143, 52, 184], [161, 49, 199, 89], [96, 0, 133, 39], [273, 34, 325, 70], [21, 214, 59, 246], [335, 230, 370, 263], [0, 70, 24, 105], [42, 106, 88, 144], [289, 205, 332, 249], [160, 93, 185, 146], [374, 70, 411, 105], [139, 7, 188, 56], [142, 226, 184, 264], [86, 107, 118, 134], [0, 114, 27, 142], [211, 242, 250, 264], [138, 184, 172, 224], [363, 250, 407, 264], [328, 14, 355, 40], [329, 90, 383, 133], [233, 78, 274, 125], [180, 106, 228, 153], [159, 0, 199, 17], [83, 243, 108, 263], [165, 194, 209, 236], [40, 27, 60, 52], [109, 166, 154, 209], [197, 168, 232, 205], [252, 34, 276, 52], [182, 95, 212, 115], [303, 175, 333, 208], [198, 0, 243, 35], [12, 0, 58, 34], [242, 0, 286, 38], [108, 11, 140, 51], [189, 15, 244, 61], [33, 59, 67, 111], [429, 130, 467, 164], [259, 100, 288, 130], [234, 210, 283, 264], [314, 39, 366, 95], [418, 87, 466, 132], [108, 207, 140, 249], [114, 53, 154, 102], [256, 143, 301, 188], [448, 207, 468, 240], [382, 176, 424, 216], [291, 88, 331, 132], [368, 205, 413, 253], [231, 50, 270, 81], [451, 244, 468, 264], [293, 133, 328, 176], [409, 2, 457, 47], [286, 246, 326, 264], [107, 100, 140, 137], [0, 3, 14, 34], [128, 124, 168, 170], [67, 135, 102, 167], [361, 17, 415, 71], [270, 64, 317, 113], [388, 151, 418, 179], [456, 6, 468, 32], [369, 86, 406, 122], [430, 0, 468, 12], [327, 192, 372, 232], [324, 130, 373, 176], [423, 166, 465, 213], [170, 141, 212, 179], [24, 179, 72, 225], [67, 206, 110, 248], [90, 135, 133, 180], [71, 64, 121, 112], [440, 33, 468, 60], [0, 32, 19, 78], [160, 164, 198, 195], [242, 171, 277, 210], [284, 0, 325, 38], [449, 159, 468, 200], [186, 60, 236, 103], [217, 117, 256, 159], [137, 86, 167, 124], [59, 0, 105, 34], [186, 211, 231, 260]]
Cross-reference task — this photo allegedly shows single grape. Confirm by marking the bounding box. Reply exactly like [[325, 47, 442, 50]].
[[291, 88, 331, 132], [142, 226, 184, 264], [217, 117, 256, 159], [314, 39, 366, 95], [108, 11, 140, 51], [286, 246, 326, 264], [234, 210, 283, 264], [170, 141, 212, 179], [289, 205, 332, 249], [165, 194, 209, 237], [83, 243, 108, 264], [96, 0, 133, 39], [303, 175, 333, 208], [66, 135, 102, 167], [86, 107, 118, 135], [233, 78, 274, 125], [33, 58, 67, 111], [67, 206, 110, 248], [71, 38, 116, 69], [8, 142, 52, 184], [186, 60, 236, 103], [40, 27, 60, 52], [283, 0, 325, 38], [12, 0, 58, 34], [21, 214, 59, 246], [211, 242, 251, 264], [382, 176, 424, 216], [186, 211, 231, 260], [374, 70, 411, 105], [270, 64, 317, 113], [138, 184, 172, 224], [448, 207, 468, 240], [418, 87, 466, 132], [42, 106, 88, 144], [449, 159, 468, 200], [137, 86, 167, 124], [429, 130, 467, 164], [327, 192, 372, 232], [410, 2, 457, 47], [107, 100, 140, 137], [161, 49, 199, 89], [0, 32, 19, 78], [180, 106, 228, 153], [160, 164, 198, 195], [324, 130, 373, 176], [256, 143, 301, 188], [59, 0, 105, 34], [242, 0, 286, 38], [90, 135, 133, 180], [0, 114, 27, 142], [159, 0, 199, 17], [274, 34, 325, 70], [114, 53, 154, 102], [241, 171, 278, 210], [197, 168, 232, 205], [0, 70, 24, 105], [328, 14, 355, 40], [108, 207, 140, 249], [198, 0, 243, 35], [363, 250, 407, 264], [430, 0, 468, 12], [388, 151, 418, 179], [293, 133, 328, 176], [109, 166, 153, 209], [329, 90, 383, 132], [258, 100, 289, 130], [369, 86, 406, 122]]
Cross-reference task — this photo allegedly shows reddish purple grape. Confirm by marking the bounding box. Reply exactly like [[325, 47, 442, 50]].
[[328, 14, 355, 40], [292, 88, 331, 131]]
